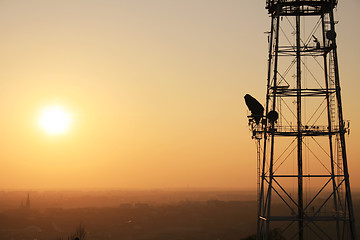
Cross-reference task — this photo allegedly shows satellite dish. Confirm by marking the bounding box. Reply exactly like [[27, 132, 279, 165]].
[[267, 110, 279, 123], [326, 30, 336, 41], [244, 94, 264, 124]]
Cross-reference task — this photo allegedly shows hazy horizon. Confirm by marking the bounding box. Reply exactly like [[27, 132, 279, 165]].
[[0, 0, 359, 190]]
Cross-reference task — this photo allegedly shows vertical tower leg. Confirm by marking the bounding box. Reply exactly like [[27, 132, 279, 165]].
[[328, 7, 358, 240], [321, 12, 341, 240], [295, 14, 304, 240]]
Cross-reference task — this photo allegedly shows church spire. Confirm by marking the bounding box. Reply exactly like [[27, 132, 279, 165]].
[[26, 193, 30, 209]]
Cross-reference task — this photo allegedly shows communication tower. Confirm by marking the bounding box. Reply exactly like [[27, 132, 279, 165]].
[[246, 0, 357, 239]]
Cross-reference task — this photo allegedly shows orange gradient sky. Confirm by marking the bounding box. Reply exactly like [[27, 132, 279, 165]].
[[0, 0, 359, 190]]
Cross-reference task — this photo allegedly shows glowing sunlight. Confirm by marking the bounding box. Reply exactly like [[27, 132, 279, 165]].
[[39, 105, 72, 135]]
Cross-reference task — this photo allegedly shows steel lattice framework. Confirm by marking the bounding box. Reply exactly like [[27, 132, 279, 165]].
[[247, 1, 357, 239]]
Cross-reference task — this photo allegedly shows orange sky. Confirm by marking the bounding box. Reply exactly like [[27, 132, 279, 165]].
[[0, 0, 359, 190]]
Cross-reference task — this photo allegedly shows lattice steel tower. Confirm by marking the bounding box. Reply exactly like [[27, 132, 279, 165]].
[[246, 0, 357, 239]]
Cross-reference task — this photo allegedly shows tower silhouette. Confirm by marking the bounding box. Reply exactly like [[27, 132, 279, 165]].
[[247, 1, 357, 239]]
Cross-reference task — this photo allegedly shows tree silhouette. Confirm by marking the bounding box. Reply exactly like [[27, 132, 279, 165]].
[[56, 224, 87, 240], [242, 228, 286, 240]]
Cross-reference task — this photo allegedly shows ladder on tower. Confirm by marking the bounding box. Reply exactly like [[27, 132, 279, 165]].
[[256, 139, 261, 213], [335, 133, 344, 214], [329, 52, 336, 126], [324, 13, 336, 127]]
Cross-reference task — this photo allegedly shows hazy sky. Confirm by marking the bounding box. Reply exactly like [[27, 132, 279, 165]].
[[0, 0, 359, 190]]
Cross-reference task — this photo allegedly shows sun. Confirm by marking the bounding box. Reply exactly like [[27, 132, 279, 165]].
[[39, 105, 72, 135]]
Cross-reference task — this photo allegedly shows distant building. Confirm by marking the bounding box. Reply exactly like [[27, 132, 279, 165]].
[[24, 225, 42, 232], [20, 193, 31, 210]]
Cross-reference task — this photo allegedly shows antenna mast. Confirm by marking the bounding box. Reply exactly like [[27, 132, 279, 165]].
[[248, 1, 357, 239]]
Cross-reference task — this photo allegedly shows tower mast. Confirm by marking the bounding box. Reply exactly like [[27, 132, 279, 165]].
[[247, 1, 357, 239]]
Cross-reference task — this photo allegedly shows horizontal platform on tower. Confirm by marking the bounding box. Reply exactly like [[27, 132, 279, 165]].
[[266, 0, 337, 16], [276, 46, 333, 57], [269, 87, 336, 97], [272, 174, 344, 178], [264, 125, 343, 136], [264, 216, 349, 222]]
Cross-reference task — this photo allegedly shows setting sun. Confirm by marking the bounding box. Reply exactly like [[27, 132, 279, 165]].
[[39, 105, 72, 135]]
